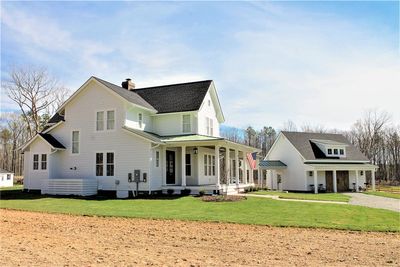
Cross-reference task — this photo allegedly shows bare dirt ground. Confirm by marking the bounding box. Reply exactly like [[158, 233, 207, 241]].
[[0, 209, 399, 267]]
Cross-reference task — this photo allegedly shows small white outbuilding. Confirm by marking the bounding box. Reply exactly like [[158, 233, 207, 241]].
[[0, 169, 14, 187]]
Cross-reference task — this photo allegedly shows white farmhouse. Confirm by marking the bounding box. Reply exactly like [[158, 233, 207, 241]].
[[21, 77, 259, 197], [0, 169, 14, 187], [261, 131, 377, 193]]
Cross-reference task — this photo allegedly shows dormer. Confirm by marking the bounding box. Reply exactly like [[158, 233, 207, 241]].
[[310, 139, 348, 158]]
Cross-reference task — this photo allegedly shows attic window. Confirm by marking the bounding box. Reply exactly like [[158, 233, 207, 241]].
[[339, 149, 344, 155], [327, 149, 332, 155], [208, 100, 211, 106], [333, 149, 338, 155]]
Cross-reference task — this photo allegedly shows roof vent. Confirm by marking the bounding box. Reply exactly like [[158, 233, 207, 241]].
[[121, 78, 135, 90]]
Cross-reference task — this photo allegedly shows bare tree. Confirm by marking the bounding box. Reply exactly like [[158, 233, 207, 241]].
[[281, 120, 297, 132], [300, 123, 326, 133], [5, 66, 62, 137]]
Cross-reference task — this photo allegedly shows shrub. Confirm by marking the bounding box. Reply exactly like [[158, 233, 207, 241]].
[[167, 189, 174, 195], [198, 190, 205, 196], [181, 189, 191, 196], [201, 195, 246, 202]]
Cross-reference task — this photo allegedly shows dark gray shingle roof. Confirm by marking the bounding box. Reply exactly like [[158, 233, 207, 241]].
[[282, 131, 369, 161], [39, 133, 66, 149], [134, 80, 212, 113], [48, 112, 65, 124]]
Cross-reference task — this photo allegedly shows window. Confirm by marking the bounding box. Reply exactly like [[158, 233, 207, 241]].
[[185, 154, 191, 176], [41, 154, 47, 170], [96, 153, 103, 176], [7, 174, 11, 180], [309, 171, 313, 177], [156, 151, 160, 167], [360, 171, 364, 176], [333, 149, 338, 155], [138, 113, 143, 128], [205, 117, 214, 136], [204, 155, 207, 175], [33, 154, 39, 170], [96, 111, 104, 131], [106, 152, 114, 176], [327, 149, 332, 155], [339, 149, 344, 155], [72, 131, 79, 154], [204, 154, 215, 176], [182, 115, 191, 133], [107, 110, 115, 130]]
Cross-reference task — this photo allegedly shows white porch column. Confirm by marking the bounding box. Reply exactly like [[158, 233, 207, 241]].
[[181, 146, 186, 187], [333, 170, 337, 193], [225, 148, 230, 185], [259, 167, 262, 188], [371, 170, 376, 191], [215, 145, 220, 186], [355, 170, 359, 192], [313, 170, 318, 194], [235, 150, 239, 186]]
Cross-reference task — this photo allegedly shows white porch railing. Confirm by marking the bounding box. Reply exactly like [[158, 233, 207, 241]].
[[42, 178, 98, 196]]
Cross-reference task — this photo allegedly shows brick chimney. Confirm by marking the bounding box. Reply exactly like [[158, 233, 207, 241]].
[[121, 78, 135, 90]]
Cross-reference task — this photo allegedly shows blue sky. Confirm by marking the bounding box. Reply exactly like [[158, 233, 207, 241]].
[[1, 1, 399, 130]]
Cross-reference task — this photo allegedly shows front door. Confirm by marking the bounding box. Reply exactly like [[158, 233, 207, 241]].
[[337, 171, 349, 192], [166, 150, 175, 184], [326, 171, 333, 192]]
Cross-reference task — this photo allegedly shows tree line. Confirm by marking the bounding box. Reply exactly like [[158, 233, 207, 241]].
[[1, 66, 399, 182]]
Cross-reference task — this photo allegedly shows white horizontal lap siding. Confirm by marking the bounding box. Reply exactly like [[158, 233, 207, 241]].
[[24, 138, 51, 190], [198, 91, 219, 137], [266, 134, 307, 191], [49, 80, 154, 191], [153, 112, 197, 136], [125, 104, 153, 132]]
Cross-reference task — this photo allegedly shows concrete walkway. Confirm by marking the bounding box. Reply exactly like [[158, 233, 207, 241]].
[[343, 193, 400, 212], [239, 193, 348, 205]]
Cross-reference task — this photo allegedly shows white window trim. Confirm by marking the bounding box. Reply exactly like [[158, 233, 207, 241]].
[[138, 113, 143, 129], [71, 129, 80, 155], [204, 153, 215, 176], [95, 151, 116, 177], [33, 154, 39, 171], [155, 150, 160, 168], [185, 153, 192, 177], [182, 114, 191, 133], [41, 154, 47, 170], [106, 110, 116, 131], [95, 109, 116, 132]]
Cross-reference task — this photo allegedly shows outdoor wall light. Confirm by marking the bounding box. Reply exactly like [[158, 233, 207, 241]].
[[194, 148, 198, 154]]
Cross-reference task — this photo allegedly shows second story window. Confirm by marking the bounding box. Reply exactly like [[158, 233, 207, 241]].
[[206, 117, 214, 136], [138, 113, 143, 128], [72, 131, 79, 154], [182, 114, 191, 133], [96, 111, 104, 131], [107, 111, 115, 130]]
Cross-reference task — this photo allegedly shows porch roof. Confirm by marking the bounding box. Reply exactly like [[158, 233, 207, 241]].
[[161, 135, 224, 142], [259, 160, 287, 169]]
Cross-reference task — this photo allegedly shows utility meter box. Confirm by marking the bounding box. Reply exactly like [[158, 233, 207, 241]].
[[134, 170, 141, 182]]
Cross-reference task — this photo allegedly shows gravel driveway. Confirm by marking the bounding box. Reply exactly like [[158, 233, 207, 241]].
[[343, 193, 400, 212]]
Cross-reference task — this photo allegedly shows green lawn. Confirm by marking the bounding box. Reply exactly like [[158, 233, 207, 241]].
[[0, 187, 399, 232], [365, 191, 400, 200], [251, 190, 351, 202]]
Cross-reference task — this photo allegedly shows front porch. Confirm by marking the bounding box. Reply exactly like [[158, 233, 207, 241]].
[[158, 138, 259, 194], [306, 164, 378, 194]]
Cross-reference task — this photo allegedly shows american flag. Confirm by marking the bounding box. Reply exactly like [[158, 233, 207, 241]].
[[246, 152, 257, 170]]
